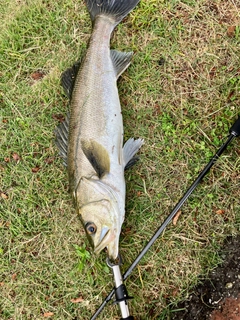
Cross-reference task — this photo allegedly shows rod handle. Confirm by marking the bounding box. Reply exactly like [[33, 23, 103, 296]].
[[120, 316, 135, 320], [229, 115, 240, 137]]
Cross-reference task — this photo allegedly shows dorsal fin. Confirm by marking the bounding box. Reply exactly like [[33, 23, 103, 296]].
[[55, 114, 69, 167], [123, 138, 144, 170], [81, 140, 110, 178], [110, 50, 133, 79], [61, 60, 81, 99]]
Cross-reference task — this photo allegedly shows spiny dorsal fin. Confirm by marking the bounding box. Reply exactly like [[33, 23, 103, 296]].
[[110, 50, 133, 79], [55, 114, 69, 167], [61, 60, 81, 99], [81, 140, 110, 178], [123, 138, 144, 170]]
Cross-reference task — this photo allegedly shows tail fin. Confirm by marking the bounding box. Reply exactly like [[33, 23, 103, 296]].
[[85, 0, 140, 25]]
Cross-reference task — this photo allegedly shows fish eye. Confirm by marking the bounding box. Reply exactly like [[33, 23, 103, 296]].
[[85, 222, 97, 235]]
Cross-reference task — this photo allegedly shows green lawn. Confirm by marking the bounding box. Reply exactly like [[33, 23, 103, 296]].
[[0, 0, 239, 319]]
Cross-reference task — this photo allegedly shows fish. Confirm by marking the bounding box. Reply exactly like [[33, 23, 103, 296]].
[[55, 0, 144, 260]]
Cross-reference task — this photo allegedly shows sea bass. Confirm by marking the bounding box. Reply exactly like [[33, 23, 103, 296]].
[[55, 0, 143, 260]]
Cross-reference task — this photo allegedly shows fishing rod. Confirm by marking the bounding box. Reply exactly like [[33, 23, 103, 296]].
[[91, 115, 240, 320]]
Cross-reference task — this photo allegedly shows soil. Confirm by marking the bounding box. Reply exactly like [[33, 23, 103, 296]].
[[171, 236, 240, 320]]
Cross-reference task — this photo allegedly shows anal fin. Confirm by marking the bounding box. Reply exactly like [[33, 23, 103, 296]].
[[110, 50, 133, 79]]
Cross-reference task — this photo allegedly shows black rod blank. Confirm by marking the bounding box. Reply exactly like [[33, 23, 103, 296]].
[[91, 116, 240, 320]]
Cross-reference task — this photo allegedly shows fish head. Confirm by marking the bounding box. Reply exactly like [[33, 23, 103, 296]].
[[78, 199, 120, 260]]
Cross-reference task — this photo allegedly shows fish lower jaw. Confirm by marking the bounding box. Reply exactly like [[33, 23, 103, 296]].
[[94, 231, 111, 254], [94, 229, 117, 257]]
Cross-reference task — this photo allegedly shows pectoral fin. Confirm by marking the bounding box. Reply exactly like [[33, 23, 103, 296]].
[[123, 138, 144, 170], [81, 140, 110, 178]]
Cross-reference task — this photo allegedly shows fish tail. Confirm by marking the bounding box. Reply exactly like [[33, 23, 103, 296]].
[[85, 0, 140, 26]]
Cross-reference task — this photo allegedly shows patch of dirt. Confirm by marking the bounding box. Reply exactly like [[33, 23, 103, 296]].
[[210, 295, 240, 320], [171, 236, 240, 320]]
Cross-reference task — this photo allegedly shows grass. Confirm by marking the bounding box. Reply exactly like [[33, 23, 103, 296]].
[[0, 0, 239, 319]]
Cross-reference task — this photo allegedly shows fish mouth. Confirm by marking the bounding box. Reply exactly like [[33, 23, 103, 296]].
[[99, 226, 109, 243], [106, 239, 119, 260], [94, 228, 113, 255]]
